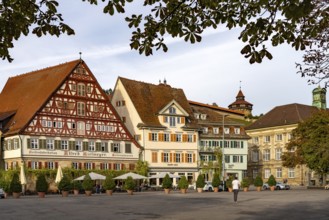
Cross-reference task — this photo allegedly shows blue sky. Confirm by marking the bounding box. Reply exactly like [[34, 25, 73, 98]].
[[0, 1, 317, 116]]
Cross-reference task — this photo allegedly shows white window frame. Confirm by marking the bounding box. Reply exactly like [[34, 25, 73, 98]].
[[47, 139, 54, 150], [31, 138, 39, 149], [263, 149, 270, 161], [187, 153, 193, 163], [88, 141, 95, 151], [234, 128, 240, 134], [276, 134, 283, 141], [288, 168, 295, 178], [213, 127, 219, 134], [77, 83, 86, 96], [264, 168, 271, 178], [264, 136, 271, 143], [252, 150, 259, 162], [77, 102, 85, 116], [276, 168, 282, 178], [112, 143, 120, 153], [275, 148, 282, 160], [163, 153, 169, 163], [61, 140, 68, 150], [164, 133, 170, 142]]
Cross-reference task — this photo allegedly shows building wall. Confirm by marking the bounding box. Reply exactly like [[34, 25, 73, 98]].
[[246, 124, 310, 186]]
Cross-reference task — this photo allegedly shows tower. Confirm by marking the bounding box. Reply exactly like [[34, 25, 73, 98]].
[[312, 86, 327, 109], [228, 85, 253, 116]]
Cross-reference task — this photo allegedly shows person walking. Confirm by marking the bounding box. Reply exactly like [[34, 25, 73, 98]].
[[232, 176, 241, 203]]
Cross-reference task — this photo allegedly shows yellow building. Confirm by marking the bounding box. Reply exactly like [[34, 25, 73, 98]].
[[246, 103, 322, 186]]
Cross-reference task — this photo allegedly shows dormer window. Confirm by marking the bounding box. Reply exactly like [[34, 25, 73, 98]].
[[194, 113, 200, 119], [224, 127, 230, 134], [203, 127, 208, 134], [169, 107, 176, 114], [201, 114, 207, 120]]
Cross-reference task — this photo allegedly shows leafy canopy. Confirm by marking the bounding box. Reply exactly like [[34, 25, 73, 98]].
[[1, 0, 329, 65], [282, 110, 329, 175]]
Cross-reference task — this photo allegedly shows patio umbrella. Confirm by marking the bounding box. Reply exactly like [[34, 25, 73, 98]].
[[113, 172, 147, 180], [74, 172, 106, 181], [55, 165, 64, 183], [149, 172, 181, 179], [20, 166, 27, 185]]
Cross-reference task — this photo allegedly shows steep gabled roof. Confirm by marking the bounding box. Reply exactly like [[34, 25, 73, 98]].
[[245, 103, 319, 130], [229, 89, 253, 106], [0, 60, 81, 135], [118, 77, 197, 128]]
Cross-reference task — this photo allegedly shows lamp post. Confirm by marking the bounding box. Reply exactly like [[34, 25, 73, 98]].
[[222, 114, 228, 189]]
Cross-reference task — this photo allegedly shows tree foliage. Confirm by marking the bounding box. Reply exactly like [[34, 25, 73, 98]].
[[282, 110, 329, 175], [1, 0, 329, 65]]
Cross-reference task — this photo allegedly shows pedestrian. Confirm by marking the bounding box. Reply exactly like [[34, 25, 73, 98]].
[[232, 176, 241, 203]]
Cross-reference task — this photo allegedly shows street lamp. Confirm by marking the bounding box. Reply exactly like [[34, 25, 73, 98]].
[[222, 114, 229, 189]]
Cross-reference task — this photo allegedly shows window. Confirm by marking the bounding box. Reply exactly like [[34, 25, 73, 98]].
[[177, 117, 181, 123], [175, 153, 181, 163], [14, 139, 18, 149], [102, 163, 110, 170], [276, 168, 282, 178], [176, 134, 182, 142], [111, 143, 120, 152], [47, 139, 54, 150], [252, 150, 259, 162], [101, 142, 108, 152], [288, 168, 295, 178], [31, 138, 39, 149], [151, 133, 158, 141], [203, 127, 208, 134], [169, 107, 176, 114], [163, 153, 169, 162], [224, 128, 230, 134], [252, 169, 258, 179], [164, 133, 170, 142], [169, 117, 176, 127], [88, 141, 95, 151], [187, 134, 193, 142], [75, 141, 82, 151], [47, 162, 55, 169], [213, 127, 219, 134], [275, 148, 282, 160], [85, 162, 93, 170], [77, 83, 86, 96], [77, 102, 85, 116], [31, 161, 39, 170], [163, 116, 168, 123], [57, 121, 63, 128], [263, 149, 270, 161], [72, 162, 79, 170], [187, 153, 193, 163], [61, 140, 68, 150], [77, 121, 85, 135], [152, 152, 158, 163], [234, 128, 240, 134], [276, 134, 283, 141], [7, 140, 11, 150], [264, 136, 271, 143], [264, 168, 271, 178], [225, 155, 230, 163], [253, 137, 259, 144], [287, 133, 292, 140], [114, 163, 121, 170], [125, 143, 132, 153], [233, 155, 243, 163]]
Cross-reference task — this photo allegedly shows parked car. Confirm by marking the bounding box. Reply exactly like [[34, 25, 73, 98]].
[[325, 184, 329, 190], [0, 188, 5, 199], [203, 181, 214, 192], [276, 182, 290, 190], [263, 182, 290, 190]]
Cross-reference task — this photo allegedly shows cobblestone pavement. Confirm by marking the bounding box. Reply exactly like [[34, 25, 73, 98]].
[[0, 188, 328, 220]]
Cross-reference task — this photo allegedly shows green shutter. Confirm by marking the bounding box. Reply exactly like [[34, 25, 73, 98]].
[[55, 140, 61, 150], [27, 139, 31, 149], [96, 142, 101, 151], [83, 142, 88, 151], [69, 141, 75, 150]]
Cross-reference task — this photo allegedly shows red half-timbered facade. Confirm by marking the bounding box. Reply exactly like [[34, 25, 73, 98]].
[[0, 60, 140, 176]]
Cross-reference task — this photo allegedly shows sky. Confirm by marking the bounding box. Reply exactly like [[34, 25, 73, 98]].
[[0, 1, 318, 116]]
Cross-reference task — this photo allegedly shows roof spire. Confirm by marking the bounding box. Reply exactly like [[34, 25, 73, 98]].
[[239, 80, 242, 90], [79, 52, 82, 62]]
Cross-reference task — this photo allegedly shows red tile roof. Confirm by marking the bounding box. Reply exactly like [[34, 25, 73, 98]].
[[0, 60, 81, 135], [246, 103, 319, 130], [188, 100, 245, 116]]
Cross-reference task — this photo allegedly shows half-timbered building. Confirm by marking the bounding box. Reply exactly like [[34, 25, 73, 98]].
[[0, 60, 140, 174]]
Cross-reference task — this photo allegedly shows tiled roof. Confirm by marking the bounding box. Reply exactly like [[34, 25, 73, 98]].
[[245, 103, 320, 130], [0, 60, 81, 135], [229, 89, 253, 106], [189, 100, 244, 116], [118, 77, 198, 128]]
